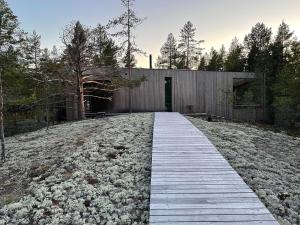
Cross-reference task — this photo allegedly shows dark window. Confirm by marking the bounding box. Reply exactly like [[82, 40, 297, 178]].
[[165, 77, 172, 112], [233, 78, 261, 106]]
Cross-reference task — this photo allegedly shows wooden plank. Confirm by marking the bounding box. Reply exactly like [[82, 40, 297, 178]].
[[151, 193, 257, 198], [150, 208, 270, 215], [148, 222, 279, 225], [151, 177, 243, 182], [150, 202, 266, 209], [149, 112, 279, 225], [151, 189, 253, 194], [152, 172, 238, 175], [152, 174, 239, 177], [151, 184, 249, 190], [150, 214, 276, 223], [151, 173, 240, 177]]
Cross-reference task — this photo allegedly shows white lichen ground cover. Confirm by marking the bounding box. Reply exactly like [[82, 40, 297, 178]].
[[0, 113, 153, 225], [188, 116, 300, 225]]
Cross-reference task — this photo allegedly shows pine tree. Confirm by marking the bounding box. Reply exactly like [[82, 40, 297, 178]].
[[273, 41, 300, 126], [198, 56, 206, 71], [178, 21, 203, 69], [156, 33, 178, 69], [206, 47, 224, 71], [90, 25, 119, 67], [218, 45, 226, 71], [206, 48, 218, 71], [224, 37, 245, 72], [122, 50, 136, 68], [271, 22, 294, 79], [270, 22, 296, 124], [37, 48, 67, 128], [244, 23, 272, 120], [0, 0, 19, 161], [63, 21, 140, 118], [109, 0, 145, 113], [23, 30, 41, 70], [102, 40, 119, 67], [63, 21, 89, 120], [244, 22, 272, 72]]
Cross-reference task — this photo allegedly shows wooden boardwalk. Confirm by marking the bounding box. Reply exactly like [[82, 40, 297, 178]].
[[149, 112, 279, 225]]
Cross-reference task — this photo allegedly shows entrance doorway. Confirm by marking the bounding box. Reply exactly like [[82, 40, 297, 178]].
[[165, 77, 172, 112]]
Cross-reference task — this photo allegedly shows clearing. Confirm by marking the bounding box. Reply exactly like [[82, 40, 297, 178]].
[[0, 113, 299, 225], [0, 114, 153, 225]]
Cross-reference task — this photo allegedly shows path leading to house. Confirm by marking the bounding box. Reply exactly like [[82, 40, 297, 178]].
[[149, 112, 279, 225]]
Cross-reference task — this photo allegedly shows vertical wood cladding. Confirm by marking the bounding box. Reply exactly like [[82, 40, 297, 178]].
[[112, 69, 256, 119]]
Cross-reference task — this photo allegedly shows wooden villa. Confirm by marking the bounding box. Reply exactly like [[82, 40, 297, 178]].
[[66, 68, 266, 123]]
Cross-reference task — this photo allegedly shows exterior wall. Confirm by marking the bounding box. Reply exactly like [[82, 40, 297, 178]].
[[112, 68, 258, 120], [113, 69, 165, 112], [66, 68, 267, 123]]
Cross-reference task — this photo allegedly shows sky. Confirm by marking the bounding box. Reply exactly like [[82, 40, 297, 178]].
[[7, 0, 300, 68]]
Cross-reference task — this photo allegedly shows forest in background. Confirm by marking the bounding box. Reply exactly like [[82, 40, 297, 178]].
[[0, 0, 299, 143], [0, 0, 145, 141], [156, 21, 300, 128]]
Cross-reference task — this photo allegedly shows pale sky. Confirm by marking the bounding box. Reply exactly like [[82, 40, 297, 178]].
[[7, 0, 300, 68]]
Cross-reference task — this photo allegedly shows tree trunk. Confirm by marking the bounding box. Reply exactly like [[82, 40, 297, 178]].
[[45, 82, 50, 129], [186, 37, 190, 69], [76, 69, 86, 120], [79, 81, 85, 119], [0, 68, 6, 162], [46, 104, 49, 129], [128, 66, 132, 114], [263, 72, 267, 121], [169, 48, 172, 69], [127, 1, 132, 114]]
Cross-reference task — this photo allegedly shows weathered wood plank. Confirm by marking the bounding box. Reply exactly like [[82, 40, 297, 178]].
[[150, 202, 266, 209], [150, 208, 270, 215], [148, 222, 279, 225], [151, 184, 249, 190], [149, 112, 279, 225], [151, 193, 258, 199], [151, 189, 253, 194], [151, 172, 236, 175], [152, 174, 239, 178], [150, 214, 276, 223]]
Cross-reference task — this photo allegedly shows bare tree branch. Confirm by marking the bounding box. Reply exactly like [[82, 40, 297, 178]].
[[84, 95, 112, 101]]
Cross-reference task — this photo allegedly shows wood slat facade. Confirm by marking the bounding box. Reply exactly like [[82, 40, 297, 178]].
[[67, 68, 266, 122], [111, 68, 262, 121]]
